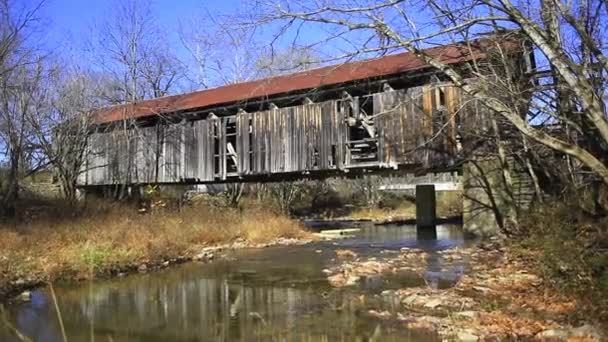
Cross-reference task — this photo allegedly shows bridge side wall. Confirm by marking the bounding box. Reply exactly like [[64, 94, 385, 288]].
[[375, 85, 459, 168], [79, 84, 464, 186]]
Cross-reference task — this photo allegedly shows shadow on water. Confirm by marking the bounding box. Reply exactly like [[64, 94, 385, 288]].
[[0, 224, 470, 341]]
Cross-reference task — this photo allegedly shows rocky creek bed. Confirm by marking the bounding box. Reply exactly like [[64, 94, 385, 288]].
[[324, 239, 606, 341]]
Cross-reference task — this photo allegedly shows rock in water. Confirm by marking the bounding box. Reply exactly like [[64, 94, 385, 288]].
[[335, 249, 358, 259], [570, 324, 603, 340], [536, 324, 605, 341], [194, 247, 219, 261], [327, 273, 360, 287], [454, 311, 479, 320], [456, 330, 479, 342], [424, 298, 443, 309], [17, 291, 31, 302], [535, 329, 570, 340]]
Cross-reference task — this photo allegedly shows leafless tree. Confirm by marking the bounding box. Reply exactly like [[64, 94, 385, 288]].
[[223, 183, 245, 208], [356, 174, 383, 208], [90, 0, 185, 104], [181, 13, 320, 88], [269, 181, 303, 214], [28, 67, 105, 204], [0, 0, 46, 215], [87, 0, 187, 199], [235, 0, 607, 219]]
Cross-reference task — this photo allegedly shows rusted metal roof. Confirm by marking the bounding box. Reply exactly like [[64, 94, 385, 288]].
[[96, 38, 521, 124]]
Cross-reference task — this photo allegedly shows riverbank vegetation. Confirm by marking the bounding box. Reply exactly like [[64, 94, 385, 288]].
[[265, 177, 462, 221], [519, 203, 608, 321], [0, 197, 313, 300]]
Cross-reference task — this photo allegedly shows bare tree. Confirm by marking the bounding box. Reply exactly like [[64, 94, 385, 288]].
[[223, 183, 245, 208], [269, 181, 303, 214], [235, 0, 607, 217], [181, 13, 320, 87], [356, 175, 382, 208], [86, 0, 186, 199], [0, 0, 46, 215], [180, 21, 261, 88], [90, 0, 185, 104], [28, 67, 105, 204]]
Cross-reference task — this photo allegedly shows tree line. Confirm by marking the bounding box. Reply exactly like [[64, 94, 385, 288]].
[[0, 0, 316, 215]]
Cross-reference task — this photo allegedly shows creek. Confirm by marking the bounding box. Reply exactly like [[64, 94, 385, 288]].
[[0, 223, 470, 341]]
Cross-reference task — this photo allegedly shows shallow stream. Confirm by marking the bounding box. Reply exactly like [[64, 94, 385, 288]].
[[1, 223, 470, 341]]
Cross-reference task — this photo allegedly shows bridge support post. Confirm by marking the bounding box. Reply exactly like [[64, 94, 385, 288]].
[[462, 158, 521, 237], [416, 184, 436, 228]]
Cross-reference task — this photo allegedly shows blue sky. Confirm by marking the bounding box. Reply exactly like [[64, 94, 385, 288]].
[[36, 0, 239, 59]]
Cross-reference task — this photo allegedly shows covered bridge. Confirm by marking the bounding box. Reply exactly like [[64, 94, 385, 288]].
[[79, 37, 531, 187]]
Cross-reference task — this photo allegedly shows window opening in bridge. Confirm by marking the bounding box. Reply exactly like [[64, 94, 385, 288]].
[[330, 145, 337, 167], [212, 119, 221, 177], [424, 85, 461, 156], [248, 116, 253, 174], [434, 87, 447, 136], [346, 95, 379, 166], [438, 87, 446, 107], [225, 117, 238, 176]]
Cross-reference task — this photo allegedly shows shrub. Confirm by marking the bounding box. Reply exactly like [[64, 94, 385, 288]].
[[520, 202, 608, 320]]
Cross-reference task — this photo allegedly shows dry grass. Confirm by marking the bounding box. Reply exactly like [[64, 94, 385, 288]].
[[347, 204, 417, 221], [0, 199, 313, 294], [346, 191, 462, 221]]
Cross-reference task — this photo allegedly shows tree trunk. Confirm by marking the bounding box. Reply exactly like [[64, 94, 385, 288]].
[[1, 155, 19, 217]]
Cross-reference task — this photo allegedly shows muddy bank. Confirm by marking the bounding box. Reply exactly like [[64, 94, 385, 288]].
[[0, 237, 312, 303], [325, 240, 606, 341]]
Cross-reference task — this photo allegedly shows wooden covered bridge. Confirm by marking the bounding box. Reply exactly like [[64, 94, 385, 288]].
[[81, 38, 528, 186], [78, 37, 533, 235]]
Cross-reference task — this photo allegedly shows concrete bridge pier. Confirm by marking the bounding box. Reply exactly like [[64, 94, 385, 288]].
[[415, 184, 436, 228], [462, 157, 530, 237], [462, 159, 503, 237]]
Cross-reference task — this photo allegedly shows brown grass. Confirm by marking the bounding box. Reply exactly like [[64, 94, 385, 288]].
[[0, 199, 313, 295], [346, 191, 462, 221], [347, 204, 416, 221]]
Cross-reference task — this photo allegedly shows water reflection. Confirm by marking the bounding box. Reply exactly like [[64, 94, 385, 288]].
[[1, 224, 466, 342]]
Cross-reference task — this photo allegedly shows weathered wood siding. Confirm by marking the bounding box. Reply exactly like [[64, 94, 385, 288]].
[[375, 85, 460, 168], [133, 125, 159, 183], [79, 85, 467, 186], [232, 100, 344, 176], [84, 132, 108, 185]]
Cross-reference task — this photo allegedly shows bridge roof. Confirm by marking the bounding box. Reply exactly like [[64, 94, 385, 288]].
[[96, 37, 522, 124]]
